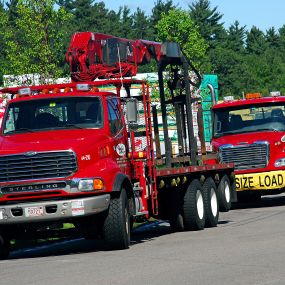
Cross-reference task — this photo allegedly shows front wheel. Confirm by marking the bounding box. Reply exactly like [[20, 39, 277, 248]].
[[103, 188, 131, 249], [183, 179, 205, 231]]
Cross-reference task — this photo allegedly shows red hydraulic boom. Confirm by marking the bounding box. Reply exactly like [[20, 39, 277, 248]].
[[66, 32, 162, 82]]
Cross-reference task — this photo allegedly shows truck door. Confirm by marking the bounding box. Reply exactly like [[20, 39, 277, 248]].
[[107, 97, 130, 175]]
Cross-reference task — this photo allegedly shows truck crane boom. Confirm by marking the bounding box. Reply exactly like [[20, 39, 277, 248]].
[[66, 32, 162, 82]]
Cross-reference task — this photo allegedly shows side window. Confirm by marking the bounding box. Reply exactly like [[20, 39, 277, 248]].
[[4, 107, 19, 133], [107, 98, 123, 136]]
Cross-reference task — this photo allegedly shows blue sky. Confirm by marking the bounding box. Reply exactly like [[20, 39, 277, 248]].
[[103, 0, 285, 32]]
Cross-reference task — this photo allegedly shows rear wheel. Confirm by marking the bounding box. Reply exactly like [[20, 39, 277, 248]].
[[203, 178, 219, 227], [103, 188, 130, 249], [183, 179, 205, 231], [218, 175, 232, 212]]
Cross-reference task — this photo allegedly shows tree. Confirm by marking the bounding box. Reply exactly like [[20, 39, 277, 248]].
[[131, 8, 151, 39], [246, 26, 267, 55], [118, 6, 133, 38], [156, 9, 208, 68], [0, 0, 72, 83], [68, 0, 94, 32], [5, 0, 19, 24], [0, 6, 8, 85], [226, 21, 246, 52], [265, 27, 279, 49], [277, 25, 285, 59], [150, 0, 176, 39], [189, 0, 225, 48]]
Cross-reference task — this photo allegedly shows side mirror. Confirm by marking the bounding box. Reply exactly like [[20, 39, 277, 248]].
[[126, 98, 138, 126]]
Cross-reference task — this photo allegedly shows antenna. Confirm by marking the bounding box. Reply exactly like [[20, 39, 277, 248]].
[[117, 44, 124, 87]]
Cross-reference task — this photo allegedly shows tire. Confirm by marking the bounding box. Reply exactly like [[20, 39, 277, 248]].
[[203, 178, 219, 227], [103, 188, 131, 249], [0, 234, 10, 260], [183, 179, 205, 231], [218, 175, 232, 212]]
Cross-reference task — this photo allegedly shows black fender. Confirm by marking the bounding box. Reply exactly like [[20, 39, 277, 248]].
[[111, 173, 135, 215]]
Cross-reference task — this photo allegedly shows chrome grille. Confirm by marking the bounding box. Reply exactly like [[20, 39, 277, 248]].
[[219, 143, 269, 170], [0, 151, 77, 182]]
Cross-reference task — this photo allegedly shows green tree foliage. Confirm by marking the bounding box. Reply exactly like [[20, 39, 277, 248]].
[[226, 21, 246, 52], [265, 27, 279, 49], [156, 9, 208, 68], [130, 8, 151, 39], [189, 0, 225, 48], [0, 0, 285, 98], [150, 0, 176, 39], [1, 0, 72, 83], [118, 6, 133, 38], [246, 26, 267, 55]]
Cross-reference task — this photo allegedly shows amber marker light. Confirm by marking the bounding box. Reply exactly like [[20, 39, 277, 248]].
[[93, 179, 104, 190], [91, 87, 99, 92], [42, 88, 49, 94]]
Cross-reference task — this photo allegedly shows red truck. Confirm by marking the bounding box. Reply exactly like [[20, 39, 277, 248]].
[[0, 32, 236, 258], [212, 92, 285, 201]]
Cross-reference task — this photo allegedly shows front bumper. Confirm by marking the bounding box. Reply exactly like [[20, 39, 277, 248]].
[[235, 170, 285, 191], [0, 194, 110, 224]]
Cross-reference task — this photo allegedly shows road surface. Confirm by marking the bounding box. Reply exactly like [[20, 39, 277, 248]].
[[2, 195, 285, 285]]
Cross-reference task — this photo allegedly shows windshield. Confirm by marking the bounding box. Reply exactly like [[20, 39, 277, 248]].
[[3, 96, 103, 135], [213, 103, 285, 137]]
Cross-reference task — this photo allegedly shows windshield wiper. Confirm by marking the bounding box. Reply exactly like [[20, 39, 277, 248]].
[[255, 128, 285, 132], [215, 131, 239, 137]]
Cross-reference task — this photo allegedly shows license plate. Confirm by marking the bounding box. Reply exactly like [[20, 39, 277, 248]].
[[25, 206, 44, 217]]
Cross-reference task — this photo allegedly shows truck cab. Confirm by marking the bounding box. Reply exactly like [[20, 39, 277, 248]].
[[0, 82, 142, 254], [212, 94, 285, 201]]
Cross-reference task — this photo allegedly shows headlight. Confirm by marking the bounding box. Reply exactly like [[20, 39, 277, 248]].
[[78, 178, 104, 191], [274, 158, 285, 167]]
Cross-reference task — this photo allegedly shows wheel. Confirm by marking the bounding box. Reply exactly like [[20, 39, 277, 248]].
[[103, 188, 131, 249], [203, 178, 219, 227], [183, 179, 205, 231], [0, 234, 10, 260], [218, 175, 232, 212]]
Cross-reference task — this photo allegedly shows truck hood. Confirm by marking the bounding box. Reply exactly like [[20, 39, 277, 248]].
[[212, 131, 285, 149], [0, 129, 109, 155]]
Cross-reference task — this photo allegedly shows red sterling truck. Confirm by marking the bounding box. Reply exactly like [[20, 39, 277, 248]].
[[0, 32, 236, 258], [212, 92, 285, 201]]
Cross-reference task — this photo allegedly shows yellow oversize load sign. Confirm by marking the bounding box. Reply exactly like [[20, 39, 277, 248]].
[[235, 171, 285, 191]]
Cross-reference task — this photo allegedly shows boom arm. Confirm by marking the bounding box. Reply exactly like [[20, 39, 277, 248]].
[[66, 32, 162, 82]]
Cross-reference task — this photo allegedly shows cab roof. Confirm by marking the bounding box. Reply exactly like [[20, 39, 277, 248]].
[[8, 91, 116, 103], [0, 78, 146, 103], [212, 96, 285, 110]]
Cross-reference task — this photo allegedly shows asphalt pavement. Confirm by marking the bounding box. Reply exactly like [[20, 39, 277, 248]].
[[2, 194, 285, 285]]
